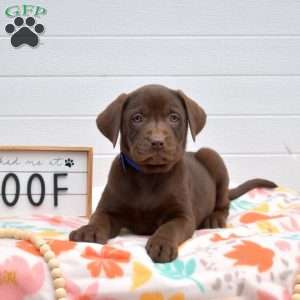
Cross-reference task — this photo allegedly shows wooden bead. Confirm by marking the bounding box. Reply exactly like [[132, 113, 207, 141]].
[[292, 294, 300, 300], [18, 231, 31, 240], [40, 244, 51, 255], [54, 278, 66, 289], [0, 230, 7, 238], [17, 231, 27, 239], [9, 229, 19, 239], [44, 250, 55, 262], [7, 229, 15, 236], [296, 275, 300, 284], [51, 268, 63, 279], [31, 236, 46, 247], [12, 232, 20, 239], [55, 288, 67, 298], [49, 258, 60, 269], [0, 229, 11, 237], [294, 284, 300, 293]]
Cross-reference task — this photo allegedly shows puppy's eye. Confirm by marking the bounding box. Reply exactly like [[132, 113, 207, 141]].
[[131, 113, 144, 124], [168, 113, 180, 123]]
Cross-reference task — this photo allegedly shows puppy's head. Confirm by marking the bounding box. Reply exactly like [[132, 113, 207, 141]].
[[97, 85, 206, 173]]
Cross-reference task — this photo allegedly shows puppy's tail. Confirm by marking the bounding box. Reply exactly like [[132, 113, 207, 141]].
[[229, 178, 277, 200]]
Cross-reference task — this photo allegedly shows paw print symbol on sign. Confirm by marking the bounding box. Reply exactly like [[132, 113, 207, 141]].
[[5, 16, 44, 47], [65, 158, 74, 168]]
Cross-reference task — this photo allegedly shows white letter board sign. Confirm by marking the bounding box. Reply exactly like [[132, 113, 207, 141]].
[[0, 146, 93, 217]]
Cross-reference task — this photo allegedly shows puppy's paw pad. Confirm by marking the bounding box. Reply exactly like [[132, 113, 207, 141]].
[[146, 236, 178, 263]]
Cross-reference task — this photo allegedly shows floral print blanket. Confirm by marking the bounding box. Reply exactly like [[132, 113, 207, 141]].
[[0, 187, 300, 300]]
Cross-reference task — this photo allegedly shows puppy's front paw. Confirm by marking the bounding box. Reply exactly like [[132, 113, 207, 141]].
[[202, 209, 229, 229], [146, 236, 178, 263], [69, 225, 108, 244]]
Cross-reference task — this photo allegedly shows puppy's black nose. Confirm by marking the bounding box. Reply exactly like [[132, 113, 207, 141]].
[[151, 139, 164, 150]]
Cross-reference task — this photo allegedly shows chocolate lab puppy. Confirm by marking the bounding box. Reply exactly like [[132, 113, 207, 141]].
[[70, 84, 276, 263]]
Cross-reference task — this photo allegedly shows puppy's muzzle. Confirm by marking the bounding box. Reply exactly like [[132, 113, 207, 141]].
[[150, 135, 165, 151]]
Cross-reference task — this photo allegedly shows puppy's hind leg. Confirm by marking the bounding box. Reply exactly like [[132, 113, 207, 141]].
[[195, 148, 230, 228]]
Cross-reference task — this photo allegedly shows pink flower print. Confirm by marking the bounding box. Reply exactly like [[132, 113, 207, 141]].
[[280, 216, 300, 232], [247, 188, 272, 199], [66, 280, 116, 300], [32, 214, 86, 228], [257, 288, 290, 300], [275, 240, 291, 252], [0, 256, 45, 300]]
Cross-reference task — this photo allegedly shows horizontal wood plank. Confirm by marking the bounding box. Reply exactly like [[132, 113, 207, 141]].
[[0, 117, 298, 154], [1, 76, 300, 115], [1, 38, 300, 76], [0, 0, 299, 35]]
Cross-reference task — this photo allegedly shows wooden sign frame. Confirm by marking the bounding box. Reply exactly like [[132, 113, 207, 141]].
[[0, 146, 93, 217]]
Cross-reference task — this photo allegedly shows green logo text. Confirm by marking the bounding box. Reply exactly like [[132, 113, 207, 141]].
[[5, 5, 47, 18]]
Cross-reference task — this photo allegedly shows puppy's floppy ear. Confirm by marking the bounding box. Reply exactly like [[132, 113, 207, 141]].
[[177, 90, 207, 141], [96, 93, 128, 147]]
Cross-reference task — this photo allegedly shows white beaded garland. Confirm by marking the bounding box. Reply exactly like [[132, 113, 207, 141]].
[[0, 228, 67, 300]]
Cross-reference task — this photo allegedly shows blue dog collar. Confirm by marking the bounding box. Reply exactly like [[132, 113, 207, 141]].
[[120, 153, 141, 172]]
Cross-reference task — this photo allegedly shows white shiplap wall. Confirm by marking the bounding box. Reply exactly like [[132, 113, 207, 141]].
[[0, 0, 300, 191]]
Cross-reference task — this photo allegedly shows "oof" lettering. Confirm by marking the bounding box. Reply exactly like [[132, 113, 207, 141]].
[[1, 173, 68, 207]]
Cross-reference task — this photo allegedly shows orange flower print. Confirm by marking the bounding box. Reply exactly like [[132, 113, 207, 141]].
[[224, 240, 274, 272], [48, 240, 76, 255], [17, 240, 76, 257], [81, 245, 130, 278], [210, 233, 241, 242], [17, 240, 41, 257], [240, 212, 281, 224]]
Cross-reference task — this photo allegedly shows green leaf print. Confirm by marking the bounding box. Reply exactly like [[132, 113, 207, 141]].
[[184, 258, 196, 276], [155, 258, 205, 292]]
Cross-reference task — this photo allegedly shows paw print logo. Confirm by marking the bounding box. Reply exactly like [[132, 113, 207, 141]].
[[5, 17, 44, 48], [65, 158, 74, 168]]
